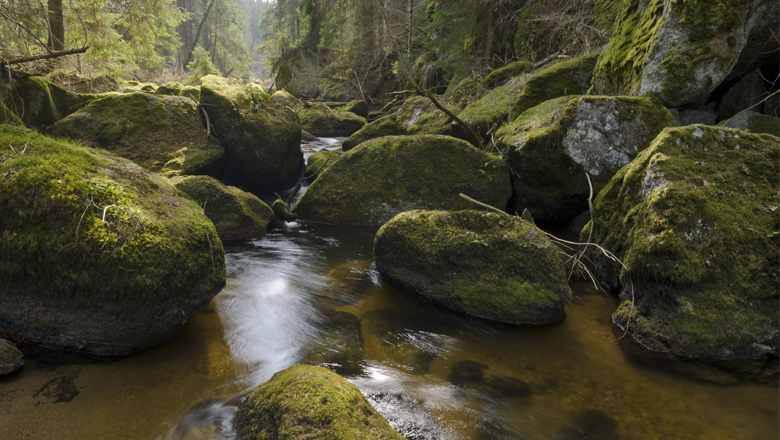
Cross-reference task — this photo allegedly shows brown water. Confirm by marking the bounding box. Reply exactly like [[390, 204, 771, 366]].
[[1, 221, 777, 440]]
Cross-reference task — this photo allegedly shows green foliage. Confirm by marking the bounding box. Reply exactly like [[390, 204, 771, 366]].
[[184, 47, 221, 86]]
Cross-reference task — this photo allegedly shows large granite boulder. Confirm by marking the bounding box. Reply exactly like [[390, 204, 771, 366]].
[[235, 365, 404, 440], [173, 175, 275, 241], [375, 210, 571, 324], [584, 125, 778, 378], [0, 125, 226, 361], [295, 135, 512, 225], [305, 149, 344, 179], [50, 93, 224, 178], [200, 75, 303, 192], [497, 95, 675, 224], [0, 338, 24, 376], [591, 0, 772, 108]]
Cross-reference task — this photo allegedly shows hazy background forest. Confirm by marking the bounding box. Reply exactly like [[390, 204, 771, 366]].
[[0, 0, 611, 90]]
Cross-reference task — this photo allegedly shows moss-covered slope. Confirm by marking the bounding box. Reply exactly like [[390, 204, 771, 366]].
[[173, 175, 274, 241], [591, 0, 764, 107], [235, 365, 404, 440], [0, 125, 226, 361], [200, 75, 303, 192], [295, 135, 512, 225], [584, 125, 779, 365], [50, 93, 224, 178], [375, 210, 571, 324], [498, 95, 675, 224]]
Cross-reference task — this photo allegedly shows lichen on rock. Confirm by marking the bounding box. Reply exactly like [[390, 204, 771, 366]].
[[374, 210, 572, 324], [498, 94, 675, 224], [0, 125, 226, 361], [235, 364, 404, 440], [583, 124, 779, 375], [173, 175, 275, 241], [295, 134, 512, 225], [49, 92, 224, 178]]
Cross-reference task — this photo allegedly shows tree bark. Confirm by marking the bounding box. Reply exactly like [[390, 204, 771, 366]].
[[186, 0, 217, 64], [486, 0, 494, 60], [1, 47, 88, 66], [46, 0, 65, 51], [407, 0, 413, 55]]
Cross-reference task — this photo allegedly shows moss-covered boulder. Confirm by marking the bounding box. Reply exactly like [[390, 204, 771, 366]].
[[154, 82, 184, 96], [200, 75, 303, 192], [1, 100, 23, 125], [342, 96, 458, 151], [375, 210, 571, 324], [49, 93, 224, 178], [45, 72, 119, 94], [498, 95, 675, 224], [295, 135, 512, 225], [180, 86, 201, 102], [719, 111, 780, 137], [447, 78, 485, 108], [342, 100, 369, 118], [173, 175, 274, 241], [272, 89, 301, 110], [1, 77, 87, 130], [0, 125, 226, 361], [591, 0, 768, 107], [0, 338, 24, 376], [583, 125, 779, 371], [276, 51, 322, 98], [236, 365, 404, 440], [484, 61, 534, 88], [271, 198, 297, 222], [458, 54, 600, 138], [305, 149, 343, 179], [299, 102, 367, 137]]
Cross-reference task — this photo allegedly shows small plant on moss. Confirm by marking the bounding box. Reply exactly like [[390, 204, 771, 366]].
[[184, 47, 220, 86]]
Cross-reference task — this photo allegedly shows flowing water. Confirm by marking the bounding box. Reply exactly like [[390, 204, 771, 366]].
[[0, 139, 777, 440]]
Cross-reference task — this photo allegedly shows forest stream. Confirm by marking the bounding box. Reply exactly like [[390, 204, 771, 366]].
[[0, 138, 777, 440]]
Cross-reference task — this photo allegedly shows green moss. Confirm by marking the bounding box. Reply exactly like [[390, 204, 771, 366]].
[[585, 125, 779, 361], [236, 365, 403, 440], [173, 175, 274, 241], [374, 210, 571, 324], [0, 101, 23, 125], [0, 125, 225, 359], [180, 86, 201, 102], [299, 103, 366, 137], [200, 75, 303, 192], [154, 82, 184, 96], [49, 93, 224, 178], [340, 100, 369, 118], [305, 149, 344, 179], [1, 77, 86, 129], [447, 78, 485, 108], [272, 89, 301, 110], [484, 61, 534, 88], [458, 80, 523, 138], [498, 94, 675, 224], [593, 0, 624, 33], [295, 135, 512, 225]]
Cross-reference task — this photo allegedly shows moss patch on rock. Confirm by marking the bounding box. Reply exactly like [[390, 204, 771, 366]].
[[200, 75, 303, 192], [484, 61, 534, 88], [1, 77, 88, 130], [295, 135, 512, 225], [235, 364, 404, 440], [154, 82, 184, 96], [49, 92, 224, 178], [0, 125, 226, 360], [591, 0, 762, 107], [180, 86, 201, 102], [173, 175, 274, 241], [299, 102, 367, 137], [447, 78, 485, 108], [1, 100, 23, 125], [498, 95, 675, 224], [305, 149, 344, 179], [583, 125, 779, 365], [272, 89, 301, 110], [374, 210, 571, 324]]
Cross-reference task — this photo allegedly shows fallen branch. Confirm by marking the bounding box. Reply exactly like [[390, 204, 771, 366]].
[[199, 106, 211, 138], [0, 47, 88, 66]]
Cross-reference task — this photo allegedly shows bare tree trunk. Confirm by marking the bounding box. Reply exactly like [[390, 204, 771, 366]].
[[177, 0, 194, 70], [407, 0, 413, 55], [46, 0, 65, 51], [186, 0, 217, 64], [486, 0, 494, 60]]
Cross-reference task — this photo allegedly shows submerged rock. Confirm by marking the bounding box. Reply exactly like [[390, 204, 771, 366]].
[[200, 75, 303, 192], [305, 149, 344, 179], [0, 338, 24, 376], [304, 308, 364, 375], [299, 102, 366, 137], [497, 95, 675, 224], [458, 53, 599, 138], [295, 135, 512, 225], [1, 76, 87, 129], [0, 125, 226, 361], [342, 96, 459, 150], [584, 125, 779, 375], [173, 175, 274, 241], [374, 210, 572, 324], [50, 93, 224, 177], [591, 0, 770, 107], [235, 365, 404, 440]]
